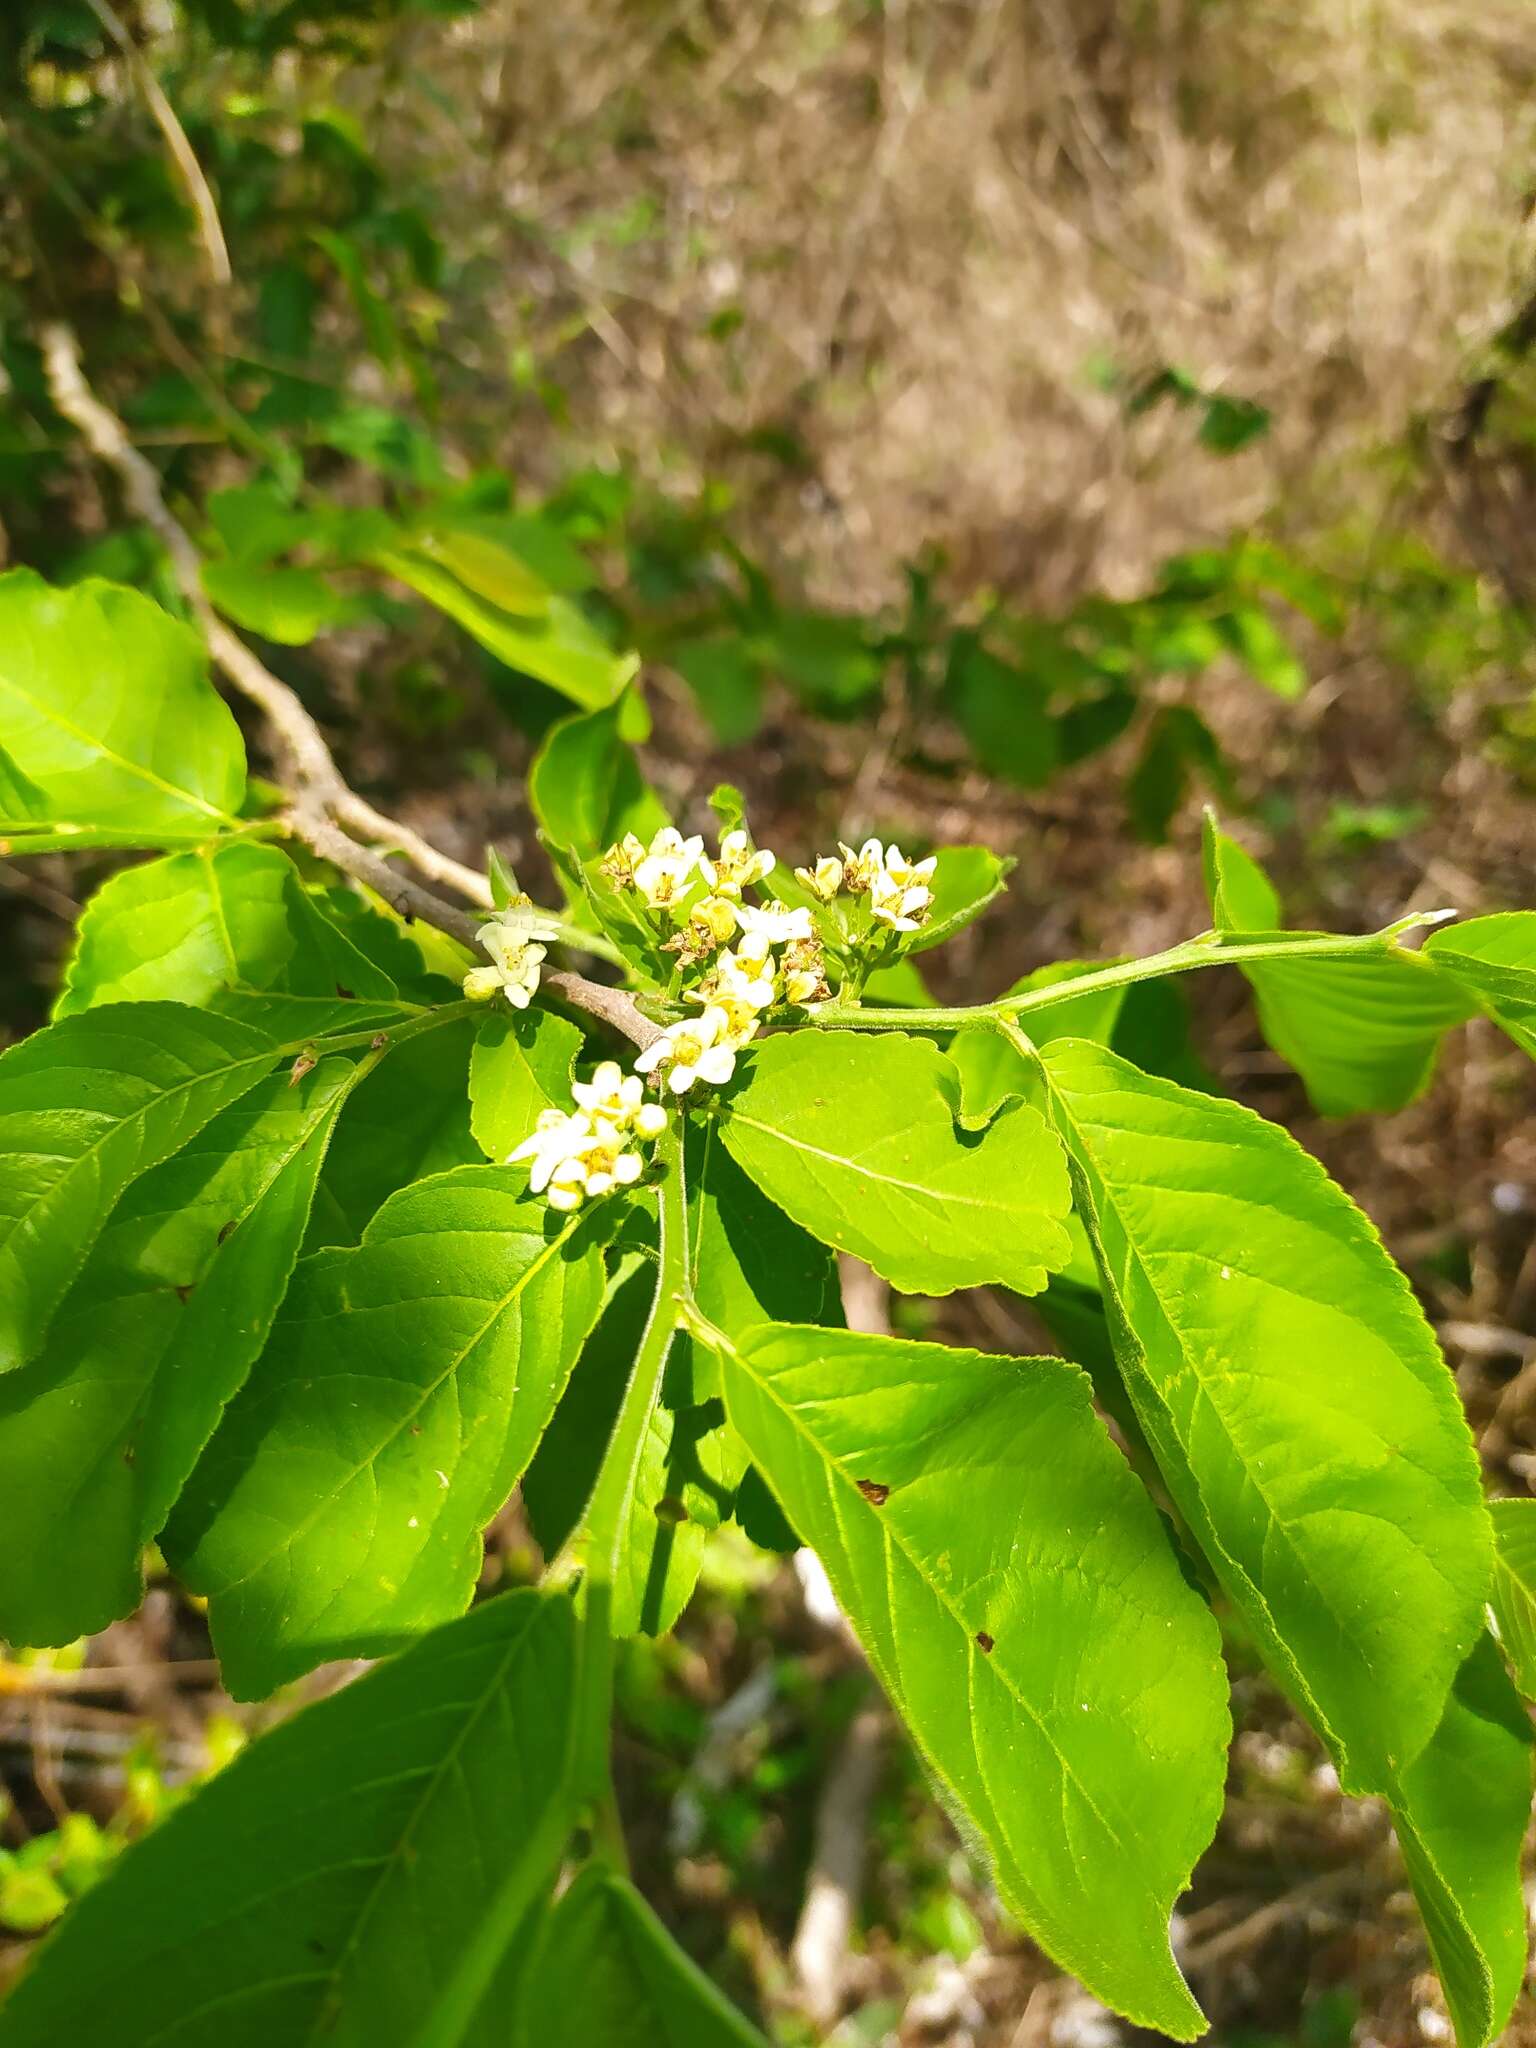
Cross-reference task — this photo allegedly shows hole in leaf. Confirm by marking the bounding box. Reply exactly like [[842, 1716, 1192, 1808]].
[[856, 1479, 890, 1506]]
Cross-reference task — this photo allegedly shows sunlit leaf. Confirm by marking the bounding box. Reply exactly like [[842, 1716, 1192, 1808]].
[[0, 1591, 577, 2048], [715, 1322, 1227, 2039], [722, 1032, 1072, 1296], [165, 1166, 605, 1697]]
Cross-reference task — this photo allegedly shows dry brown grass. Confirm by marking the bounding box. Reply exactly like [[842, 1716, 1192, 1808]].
[[406, 0, 1536, 611]]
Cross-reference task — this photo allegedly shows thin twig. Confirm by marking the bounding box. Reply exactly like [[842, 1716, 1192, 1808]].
[[543, 969, 659, 1049], [38, 321, 654, 1052], [84, 0, 231, 298], [37, 320, 492, 907]]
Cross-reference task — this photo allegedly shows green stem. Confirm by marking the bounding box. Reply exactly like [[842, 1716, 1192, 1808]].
[[549, 919, 625, 968], [547, 1118, 691, 1867], [286, 999, 480, 1059], [799, 923, 1441, 1034]]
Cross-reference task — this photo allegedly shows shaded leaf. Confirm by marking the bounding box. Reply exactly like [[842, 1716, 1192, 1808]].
[[517, 1864, 769, 2048], [379, 548, 637, 709], [1489, 1497, 1536, 1698], [1426, 913, 1536, 1061], [469, 1007, 583, 1161], [1203, 820, 1474, 1113]]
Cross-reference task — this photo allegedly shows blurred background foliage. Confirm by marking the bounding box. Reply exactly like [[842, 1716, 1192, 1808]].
[[6, 2, 1536, 2043]]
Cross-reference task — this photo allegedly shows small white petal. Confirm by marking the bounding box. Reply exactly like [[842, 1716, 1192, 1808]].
[[668, 1063, 697, 1094], [696, 1045, 737, 1085]]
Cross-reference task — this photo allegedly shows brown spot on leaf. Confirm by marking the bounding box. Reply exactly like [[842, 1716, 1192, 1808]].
[[655, 1495, 689, 1525], [217, 1220, 238, 1244], [371, 1033, 389, 1051], [975, 1631, 995, 1654], [175, 1283, 193, 1305], [334, 983, 354, 1000], [856, 1479, 890, 1506]]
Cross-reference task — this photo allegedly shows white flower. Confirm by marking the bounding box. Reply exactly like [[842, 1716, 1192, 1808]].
[[837, 837, 886, 894], [714, 946, 777, 1010], [734, 901, 814, 960], [881, 845, 937, 892], [869, 873, 933, 932], [544, 1153, 591, 1212], [466, 916, 548, 1009], [632, 827, 705, 907], [572, 1059, 647, 1125], [599, 831, 649, 886], [794, 856, 844, 901], [509, 1108, 598, 1193], [700, 828, 776, 897], [492, 897, 564, 945], [576, 1119, 647, 1198], [634, 1006, 739, 1094]]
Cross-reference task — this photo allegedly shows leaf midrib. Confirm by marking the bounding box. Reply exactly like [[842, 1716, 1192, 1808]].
[[0, 671, 236, 823], [208, 1215, 581, 1596]]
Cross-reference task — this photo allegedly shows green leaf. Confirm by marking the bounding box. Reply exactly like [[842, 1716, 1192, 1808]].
[[379, 549, 637, 709], [1203, 820, 1474, 1113], [516, 1864, 769, 2047], [721, 1032, 1072, 1296], [713, 1322, 1228, 2039], [0, 1004, 287, 1373], [164, 1166, 606, 1697], [306, 1016, 480, 1247], [950, 964, 1128, 1123], [670, 635, 764, 745], [528, 699, 667, 858], [904, 846, 1011, 955], [0, 1590, 577, 2048], [1388, 1636, 1532, 2048], [1489, 1497, 1536, 1697], [0, 570, 244, 841], [525, 1263, 743, 1638], [1426, 913, 1536, 1060], [469, 1008, 583, 1161], [1038, 1039, 1489, 1788], [411, 526, 552, 617], [0, 1061, 354, 1646], [524, 1125, 834, 1635], [1216, 599, 1304, 697], [56, 843, 400, 1017], [201, 560, 348, 646], [945, 639, 1058, 789], [1126, 705, 1225, 844], [762, 609, 882, 713]]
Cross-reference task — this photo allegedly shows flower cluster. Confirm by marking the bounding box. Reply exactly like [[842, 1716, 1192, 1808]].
[[509, 1061, 669, 1212], [796, 838, 938, 933], [508, 821, 940, 1211], [462, 898, 563, 1009]]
